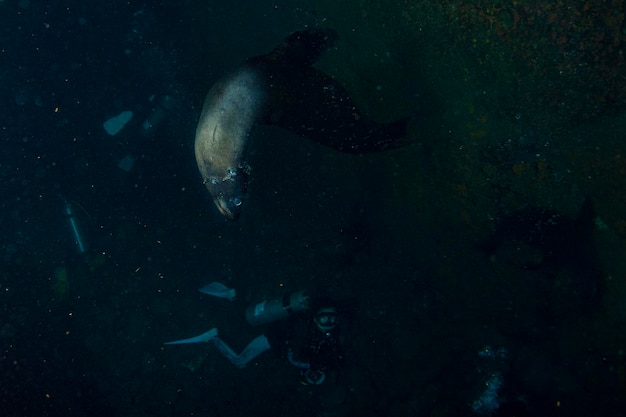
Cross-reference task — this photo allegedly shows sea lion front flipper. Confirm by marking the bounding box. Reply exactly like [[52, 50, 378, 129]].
[[265, 28, 338, 67], [259, 29, 411, 154]]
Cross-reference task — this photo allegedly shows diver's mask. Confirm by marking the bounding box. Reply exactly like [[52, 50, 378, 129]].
[[314, 307, 338, 332]]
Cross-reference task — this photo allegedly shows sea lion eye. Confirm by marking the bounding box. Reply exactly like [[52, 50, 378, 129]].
[[223, 168, 238, 181], [231, 197, 242, 207]]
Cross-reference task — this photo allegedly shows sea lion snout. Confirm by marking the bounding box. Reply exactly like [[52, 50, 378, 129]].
[[215, 195, 243, 220], [202, 167, 248, 220]]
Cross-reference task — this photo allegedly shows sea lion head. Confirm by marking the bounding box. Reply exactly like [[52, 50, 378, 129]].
[[201, 164, 250, 220]]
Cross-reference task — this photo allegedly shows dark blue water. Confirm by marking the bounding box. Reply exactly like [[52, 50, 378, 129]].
[[1, 1, 625, 416]]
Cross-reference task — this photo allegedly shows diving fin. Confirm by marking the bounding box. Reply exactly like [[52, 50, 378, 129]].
[[164, 328, 218, 345], [199, 282, 236, 301]]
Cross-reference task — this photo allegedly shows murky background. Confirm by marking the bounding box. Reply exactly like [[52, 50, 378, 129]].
[[1, 1, 625, 416]]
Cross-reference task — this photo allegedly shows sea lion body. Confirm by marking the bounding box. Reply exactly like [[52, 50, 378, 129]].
[[194, 29, 410, 220], [194, 67, 265, 219]]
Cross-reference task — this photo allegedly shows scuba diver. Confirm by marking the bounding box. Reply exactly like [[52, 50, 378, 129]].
[[164, 283, 343, 385]]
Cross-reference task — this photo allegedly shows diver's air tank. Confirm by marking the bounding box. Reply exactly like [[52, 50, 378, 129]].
[[245, 290, 310, 326]]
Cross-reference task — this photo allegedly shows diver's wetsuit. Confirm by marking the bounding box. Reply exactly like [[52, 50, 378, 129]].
[[266, 311, 343, 375], [212, 311, 343, 380]]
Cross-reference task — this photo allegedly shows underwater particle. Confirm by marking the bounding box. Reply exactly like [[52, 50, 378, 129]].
[[594, 216, 609, 231]]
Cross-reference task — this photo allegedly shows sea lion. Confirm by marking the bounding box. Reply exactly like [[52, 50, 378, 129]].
[[194, 29, 410, 220]]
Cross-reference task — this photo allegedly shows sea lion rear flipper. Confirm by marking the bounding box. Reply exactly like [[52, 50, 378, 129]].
[[261, 30, 411, 154], [267, 29, 338, 67]]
